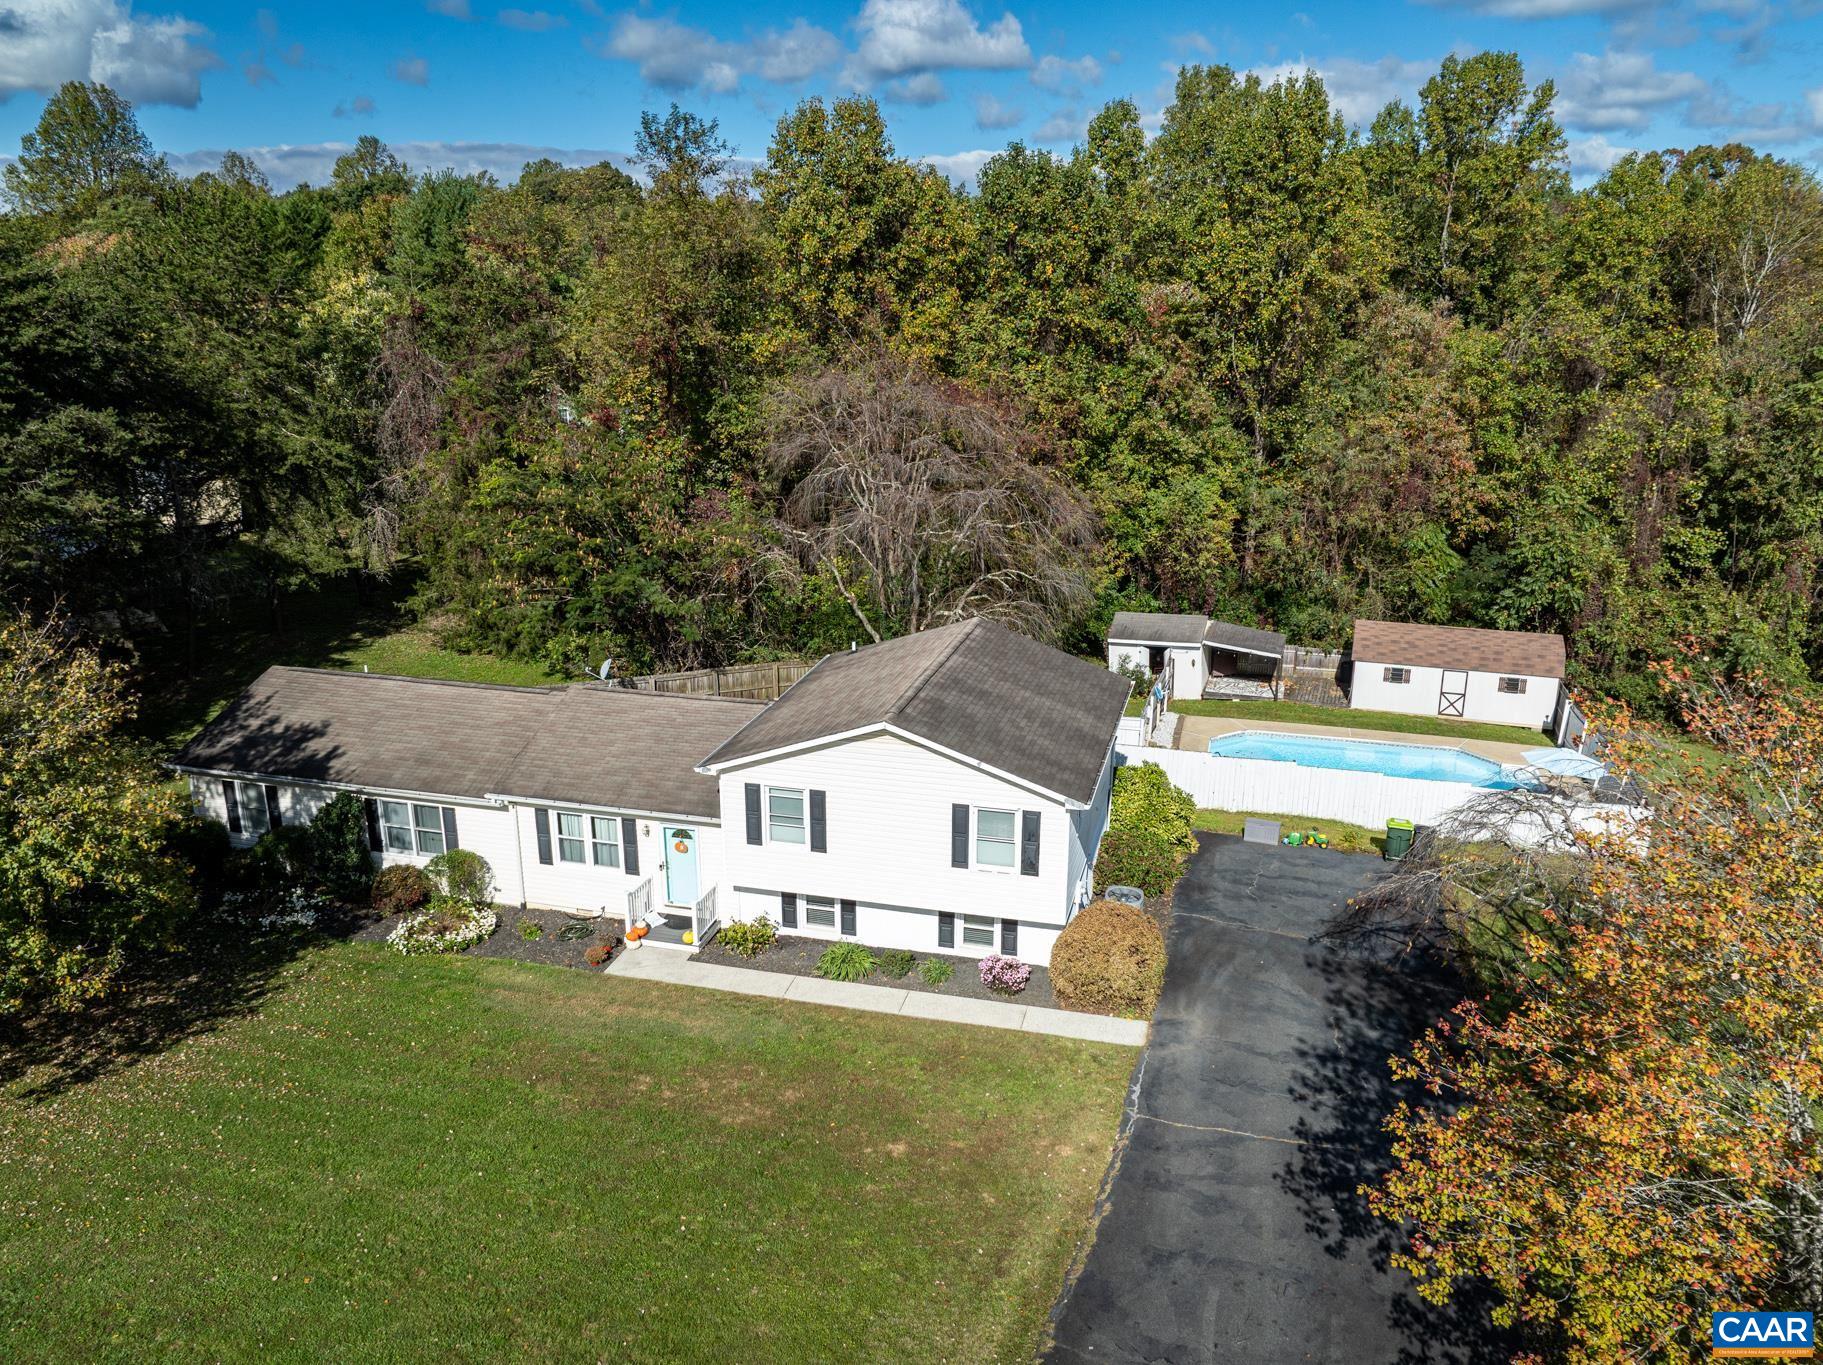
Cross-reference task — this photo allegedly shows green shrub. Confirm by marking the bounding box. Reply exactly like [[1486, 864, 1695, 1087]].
[[307, 792, 374, 901], [517, 919, 543, 941], [1094, 827, 1186, 896], [1109, 761, 1196, 853], [814, 942, 876, 982], [1050, 899, 1167, 1018], [916, 957, 954, 986], [425, 849, 495, 906], [878, 949, 915, 979], [235, 825, 315, 891], [371, 864, 433, 915], [169, 816, 232, 906], [717, 917, 778, 958]]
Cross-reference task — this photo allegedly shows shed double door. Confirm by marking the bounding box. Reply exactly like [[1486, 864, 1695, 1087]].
[[1437, 670, 1468, 717]]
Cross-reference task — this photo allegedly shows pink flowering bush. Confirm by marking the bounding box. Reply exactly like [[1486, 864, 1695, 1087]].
[[978, 954, 1031, 994]]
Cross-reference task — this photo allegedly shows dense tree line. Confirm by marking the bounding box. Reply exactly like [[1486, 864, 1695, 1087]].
[[4, 59, 1822, 708]]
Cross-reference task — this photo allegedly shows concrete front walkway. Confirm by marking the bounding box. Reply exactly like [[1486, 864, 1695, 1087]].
[[606, 944, 1147, 1045], [1175, 712, 1539, 765]]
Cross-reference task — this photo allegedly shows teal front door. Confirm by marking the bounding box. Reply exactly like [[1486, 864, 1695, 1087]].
[[664, 827, 699, 906]]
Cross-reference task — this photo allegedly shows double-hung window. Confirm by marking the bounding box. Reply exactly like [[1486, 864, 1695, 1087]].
[[590, 816, 621, 868], [974, 808, 1016, 871], [1497, 676, 1527, 695], [805, 895, 836, 928], [556, 812, 587, 863], [768, 787, 806, 844], [380, 800, 447, 856], [962, 915, 995, 948], [239, 782, 271, 837]]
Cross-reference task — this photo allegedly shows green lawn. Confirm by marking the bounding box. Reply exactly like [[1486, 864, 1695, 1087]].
[[0, 940, 1130, 1363], [1193, 808, 1387, 855], [135, 578, 564, 755], [1170, 698, 1545, 746]]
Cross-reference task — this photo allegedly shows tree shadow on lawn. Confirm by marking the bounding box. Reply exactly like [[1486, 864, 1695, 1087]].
[[1277, 940, 1519, 1365]]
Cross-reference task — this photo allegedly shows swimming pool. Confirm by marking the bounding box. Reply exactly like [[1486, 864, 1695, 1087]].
[[1206, 730, 1523, 788]]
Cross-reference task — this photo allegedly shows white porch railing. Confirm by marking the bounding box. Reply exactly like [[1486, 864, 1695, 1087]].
[[626, 878, 653, 929], [693, 886, 720, 947]]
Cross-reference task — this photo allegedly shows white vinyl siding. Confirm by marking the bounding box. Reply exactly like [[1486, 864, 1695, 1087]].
[[1351, 662, 1560, 730]]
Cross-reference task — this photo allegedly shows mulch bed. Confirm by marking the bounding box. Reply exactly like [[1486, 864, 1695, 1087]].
[[348, 905, 625, 971], [694, 933, 1066, 1012]]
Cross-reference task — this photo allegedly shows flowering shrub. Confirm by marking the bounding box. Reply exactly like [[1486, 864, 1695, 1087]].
[[584, 941, 616, 967], [220, 886, 328, 931], [978, 954, 1031, 994], [388, 895, 497, 955]]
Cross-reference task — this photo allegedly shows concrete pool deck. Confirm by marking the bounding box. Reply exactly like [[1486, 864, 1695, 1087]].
[[1174, 714, 1540, 766]]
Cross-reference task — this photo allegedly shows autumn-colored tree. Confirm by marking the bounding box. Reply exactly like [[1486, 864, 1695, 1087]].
[[0, 615, 194, 1013], [1363, 665, 1823, 1361]]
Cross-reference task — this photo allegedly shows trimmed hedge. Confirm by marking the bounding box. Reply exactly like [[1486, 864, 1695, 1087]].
[[1094, 828, 1184, 896], [308, 792, 375, 901], [1050, 899, 1167, 1018], [1109, 761, 1196, 853]]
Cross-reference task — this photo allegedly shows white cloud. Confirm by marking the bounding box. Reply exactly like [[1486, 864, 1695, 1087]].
[[1555, 49, 1709, 132], [255, 6, 278, 42], [1034, 105, 1086, 142], [1806, 85, 1823, 127], [974, 90, 1022, 128], [390, 54, 429, 85], [1031, 53, 1100, 94], [1247, 55, 1434, 127], [498, 8, 566, 31], [885, 71, 947, 104], [426, 0, 471, 17], [162, 140, 639, 191], [597, 13, 838, 93], [1566, 133, 1630, 177], [1171, 31, 1215, 55], [1424, 0, 1650, 15], [244, 58, 274, 86], [331, 94, 376, 117], [0, 0, 222, 106], [919, 147, 995, 186], [850, 0, 1030, 80]]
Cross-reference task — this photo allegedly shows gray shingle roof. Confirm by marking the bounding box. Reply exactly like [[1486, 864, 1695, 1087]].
[[1203, 618, 1286, 659], [172, 667, 763, 819], [1107, 611, 1208, 646], [698, 618, 1130, 805], [1352, 619, 1567, 679]]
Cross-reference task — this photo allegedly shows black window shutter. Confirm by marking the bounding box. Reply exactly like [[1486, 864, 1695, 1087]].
[[745, 783, 762, 844], [840, 899, 856, 936], [441, 807, 459, 851], [781, 892, 798, 929], [534, 808, 553, 864], [1020, 810, 1040, 877], [622, 817, 639, 875], [809, 789, 827, 852], [223, 780, 243, 835], [938, 911, 955, 949], [1001, 918, 1018, 957], [363, 797, 381, 851], [951, 803, 969, 868], [264, 784, 283, 828]]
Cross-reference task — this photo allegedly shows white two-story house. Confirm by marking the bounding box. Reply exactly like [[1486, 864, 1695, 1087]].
[[172, 618, 1129, 967]]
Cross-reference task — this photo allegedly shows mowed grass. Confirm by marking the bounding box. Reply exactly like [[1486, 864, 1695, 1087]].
[[1193, 807, 1386, 855], [0, 942, 1131, 1363], [1170, 697, 1545, 746]]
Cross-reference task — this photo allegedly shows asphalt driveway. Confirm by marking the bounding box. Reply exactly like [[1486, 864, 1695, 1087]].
[[1046, 834, 1507, 1364]]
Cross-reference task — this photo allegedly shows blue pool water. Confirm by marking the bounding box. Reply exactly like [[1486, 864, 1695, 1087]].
[[1207, 730, 1522, 788]]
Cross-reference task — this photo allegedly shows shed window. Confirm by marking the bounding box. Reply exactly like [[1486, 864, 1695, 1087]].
[[380, 800, 448, 856], [590, 816, 621, 867], [1498, 676, 1527, 694], [805, 895, 836, 928], [767, 787, 806, 844], [1383, 667, 1411, 684], [962, 915, 995, 948], [975, 808, 1016, 870]]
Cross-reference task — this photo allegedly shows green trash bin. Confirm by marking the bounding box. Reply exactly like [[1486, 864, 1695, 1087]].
[[1384, 817, 1415, 861]]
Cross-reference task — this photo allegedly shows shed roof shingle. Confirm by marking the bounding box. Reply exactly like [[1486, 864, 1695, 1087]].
[[172, 668, 762, 818], [1107, 611, 1208, 646], [1203, 618, 1286, 658], [699, 618, 1130, 804], [1352, 619, 1566, 679]]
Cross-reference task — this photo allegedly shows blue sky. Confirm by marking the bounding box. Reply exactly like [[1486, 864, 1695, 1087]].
[[2, 0, 1821, 189]]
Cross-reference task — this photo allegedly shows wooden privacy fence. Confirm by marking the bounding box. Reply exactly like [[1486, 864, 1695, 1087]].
[[616, 659, 814, 702]]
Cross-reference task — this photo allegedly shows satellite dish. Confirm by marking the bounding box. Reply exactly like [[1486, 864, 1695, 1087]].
[[598, 657, 613, 680]]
